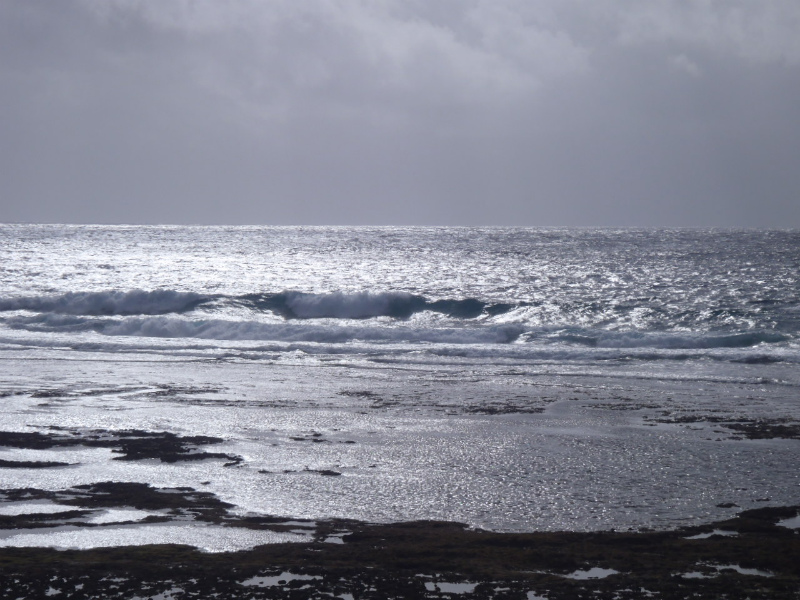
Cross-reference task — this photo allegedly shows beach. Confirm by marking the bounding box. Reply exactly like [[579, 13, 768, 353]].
[[0, 225, 798, 597]]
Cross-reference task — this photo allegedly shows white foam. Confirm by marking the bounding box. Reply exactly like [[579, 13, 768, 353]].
[[435, 582, 478, 594], [684, 529, 738, 539], [86, 508, 156, 524], [563, 567, 619, 580], [587, 330, 790, 350], [241, 572, 321, 587], [8, 314, 523, 345], [681, 571, 712, 579], [683, 564, 773, 578], [778, 514, 800, 529]]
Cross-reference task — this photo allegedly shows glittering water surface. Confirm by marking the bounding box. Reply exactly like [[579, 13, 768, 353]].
[[0, 523, 308, 552], [0, 226, 798, 548]]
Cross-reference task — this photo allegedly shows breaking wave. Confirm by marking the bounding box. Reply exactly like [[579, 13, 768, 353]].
[[4, 314, 524, 345], [3, 312, 793, 355], [0, 289, 513, 320], [0, 290, 794, 355], [0, 290, 208, 316], [235, 291, 511, 319], [544, 329, 791, 349]]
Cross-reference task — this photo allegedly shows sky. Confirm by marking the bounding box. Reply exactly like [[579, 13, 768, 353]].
[[1, 0, 799, 227]]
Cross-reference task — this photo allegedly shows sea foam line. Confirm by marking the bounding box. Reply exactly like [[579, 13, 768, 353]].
[[3, 314, 524, 345]]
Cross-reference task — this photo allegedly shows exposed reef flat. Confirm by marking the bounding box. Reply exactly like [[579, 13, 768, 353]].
[[645, 415, 800, 441], [0, 482, 235, 530], [0, 503, 797, 599], [0, 459, 71, 469], [0, 428, 243, 465], [0, 367, 798, 598]]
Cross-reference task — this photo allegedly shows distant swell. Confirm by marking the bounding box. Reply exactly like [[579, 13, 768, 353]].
[[0, 290, 208, 316]]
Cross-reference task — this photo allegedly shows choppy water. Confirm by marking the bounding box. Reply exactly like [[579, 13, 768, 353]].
[[2, 226, 799, 365], [0, 225, 798, 545]]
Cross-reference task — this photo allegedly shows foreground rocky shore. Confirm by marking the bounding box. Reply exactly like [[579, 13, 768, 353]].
[[0, 404, 798, 598], [0, 498, 797, 600]]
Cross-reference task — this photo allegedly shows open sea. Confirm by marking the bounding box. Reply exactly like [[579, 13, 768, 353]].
[[1, 225, 799, 550]]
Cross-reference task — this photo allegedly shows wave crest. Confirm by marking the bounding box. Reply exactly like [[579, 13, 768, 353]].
[[235, 291, 506, 320], [0, 290, 208, 316], [5, 313, 524, 344], [1, 289, 512, 320]]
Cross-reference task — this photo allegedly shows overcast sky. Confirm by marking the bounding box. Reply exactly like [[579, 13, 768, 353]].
[[2, 0, 799, 226]]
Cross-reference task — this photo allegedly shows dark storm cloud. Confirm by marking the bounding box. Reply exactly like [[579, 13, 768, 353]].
[[1, 0, 799, 226]]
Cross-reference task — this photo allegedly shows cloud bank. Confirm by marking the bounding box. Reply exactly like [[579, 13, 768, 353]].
[[1, 0, 799, 226]]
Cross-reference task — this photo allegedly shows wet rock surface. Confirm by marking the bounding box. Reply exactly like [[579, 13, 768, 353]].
[[723, 420, 800, 440], [0, 459, 72, 469], [0, 498, 797, 599], [1, 377, 798, 598], [647, 415, 800, 440], [0, 428, 243, 465], [0, 482, 235, 529]]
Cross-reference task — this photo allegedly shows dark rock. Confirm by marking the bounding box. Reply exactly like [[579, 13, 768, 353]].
[[0, 459, 71, 469], [1, 505, 799, 599], [0, 428, 243, 465]]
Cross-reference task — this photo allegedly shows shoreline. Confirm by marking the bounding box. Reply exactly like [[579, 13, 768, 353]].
[[0, 500, 798, 599]]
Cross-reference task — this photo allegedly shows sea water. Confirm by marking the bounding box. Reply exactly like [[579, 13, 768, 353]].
[[0, 225, 798, 545]]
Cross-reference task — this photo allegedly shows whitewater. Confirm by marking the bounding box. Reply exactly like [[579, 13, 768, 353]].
[[0, 225, 798, 548]]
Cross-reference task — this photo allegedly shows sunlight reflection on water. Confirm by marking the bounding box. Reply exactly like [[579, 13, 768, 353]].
[[0, 523, 309, 552]]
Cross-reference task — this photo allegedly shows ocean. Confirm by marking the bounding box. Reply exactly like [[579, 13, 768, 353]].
[[1, 225, 798, 550]]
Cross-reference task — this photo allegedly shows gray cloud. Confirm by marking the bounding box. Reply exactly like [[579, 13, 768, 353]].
[[1, 0, 798, 226], [616, 1, 800, 65]]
